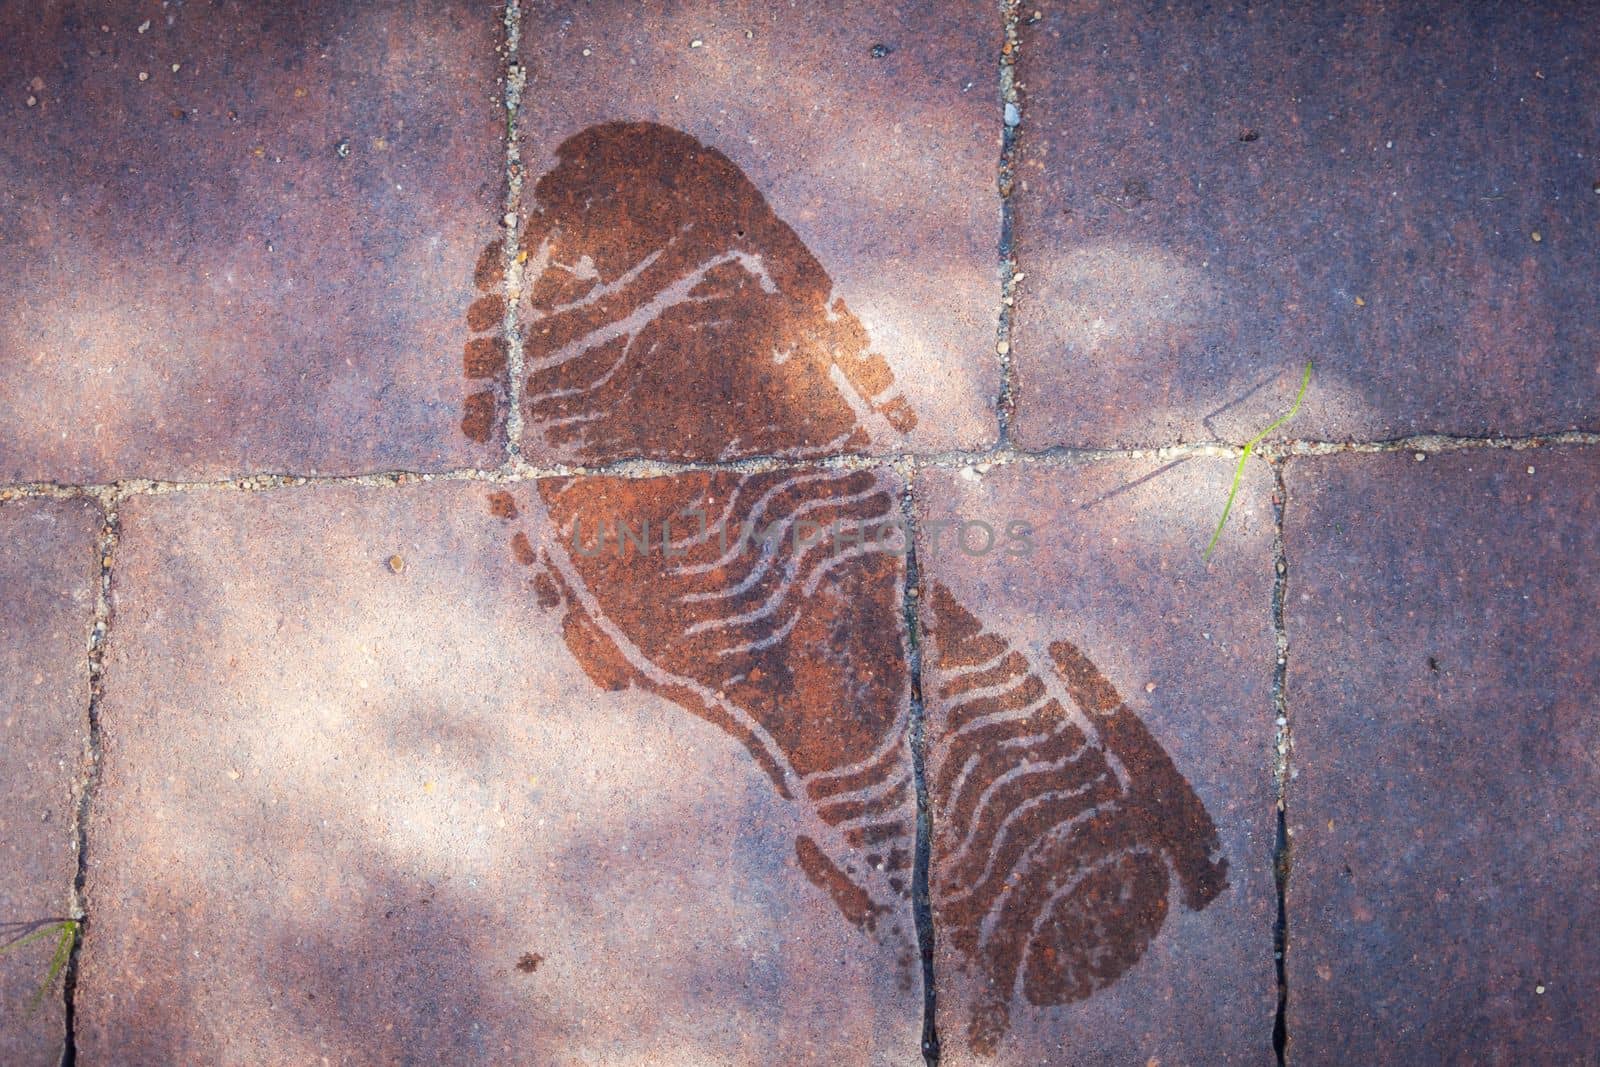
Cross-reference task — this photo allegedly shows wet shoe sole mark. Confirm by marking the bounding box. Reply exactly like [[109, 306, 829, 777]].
[[461, 121, 1227, 1052], [924, 583, 1228, 1054]]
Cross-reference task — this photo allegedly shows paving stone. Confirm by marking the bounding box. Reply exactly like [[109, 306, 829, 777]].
[[1011, 2, 1600, 449], [508, 0, 999, 464], [1284, 448, 1600, 1064], [0, 2, 505, 484], [78, 476, 921, 1063], [915, 459, 1277, 1064], [0, 498, 99, 1065]]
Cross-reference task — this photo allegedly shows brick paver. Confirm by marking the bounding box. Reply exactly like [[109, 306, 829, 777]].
[[507, 0, 1000, 463], [1, 1, 505, 483], [76, 480, 920, 1063], [915, 459, 1278, 1064], [1285, 448, 1600, 1064], [0, 499, 98, 1065], [1011, 2, 1600, 449]]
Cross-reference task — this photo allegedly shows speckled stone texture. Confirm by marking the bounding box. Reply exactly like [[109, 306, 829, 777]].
[[1011, 1, 1600, 449], [0, 499, 98, 1065], [915, 459, 1277, 1065], [510, 0, 1000, 462], [77, 480, 920, 1064], [0, 1, 505, 483], [1284, 448, 1600, 1064]]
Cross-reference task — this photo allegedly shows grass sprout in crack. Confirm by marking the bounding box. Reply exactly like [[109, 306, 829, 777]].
[[0, 918, 77, 1012]]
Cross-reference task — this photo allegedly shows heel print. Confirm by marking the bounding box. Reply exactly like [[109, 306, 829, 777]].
[[923, 582, 1228, 1053]]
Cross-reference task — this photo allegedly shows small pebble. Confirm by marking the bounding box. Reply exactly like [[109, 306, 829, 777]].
[[1144, 682, 1156, 694], [1004, 101, 1021, 126], [171, 63, 181, 73], [996, 340, 1010, 355], [1414, 452, 1427, 462], [138, 18, 150, 33], [870, 43, 892, 58], [1527, 466, 1536, 475], [387, 554, 406, 573], [26, 95, 37, 107], [1354, 295, 1365, 306], [138, 71, 149, 82], [690, 38, 704, 48], [503, 212, 517, 227], [1536, 984, 1546, 995], [1531, 231, 1542, 242]]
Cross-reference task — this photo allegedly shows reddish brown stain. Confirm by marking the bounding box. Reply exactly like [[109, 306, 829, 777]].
[[474, 240, 505, 290], [459, 392, 496, 444], [1051, 639, 1124, 716], [515, 121, 916, 463], [461, 238, 507, 444], [487, 492, 519, 521], [524, 469, 917, 952], [925, 583, 1228, 1053], [508, 531, 536, 566], [463, 338, 506, 381], [466, 295, 505, 333], [458, 125, 925, 970], [515, 952, 543, 974], [460, 121, 1226, 1052], [796, 835, 886, 932]]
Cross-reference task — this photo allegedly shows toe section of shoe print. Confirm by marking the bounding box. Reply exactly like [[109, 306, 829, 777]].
[[512, 2, 1002, 461], [516, 122, 917, 463]]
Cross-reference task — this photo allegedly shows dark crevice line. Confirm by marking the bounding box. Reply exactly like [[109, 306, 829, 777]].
[[900, 474, 940, 1065], [1273, 805, 1290, 1063], [60, 500, 118, 1067], [994, 0, 1022, 445], [500, 0, 526, 459], [1269, 460, 1293, 1065]]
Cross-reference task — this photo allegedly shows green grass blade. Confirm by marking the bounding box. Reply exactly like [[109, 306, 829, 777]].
[[0, 919, 78, 1013], [0, 919, 67, 955], [1204, 361, 1312, 560], [27, 920, 77, 1012]]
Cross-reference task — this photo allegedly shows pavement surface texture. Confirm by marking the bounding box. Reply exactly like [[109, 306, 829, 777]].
[[2, 2, 1596, 1064]]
